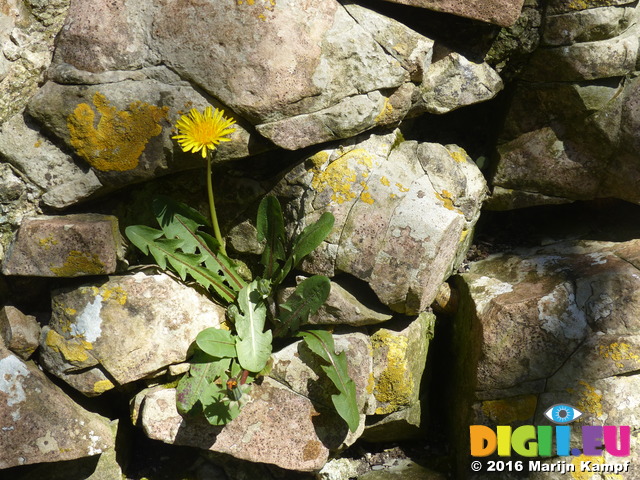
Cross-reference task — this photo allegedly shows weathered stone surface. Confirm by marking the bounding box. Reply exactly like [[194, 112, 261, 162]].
[[523, 27, 639, 81], [0, 113, 101, 208], [541, 6, 637, 46], [1, 214, 123, 277], [269, 331, 371, 433], [0, 0, 69, 124], [457, 239, 640, 401], [272, 131, 487, 314], [278, 277, 393, 327], [0, 305, 40, 360], [139, 379, 335, 472], [377, 0, 525, 26], [414, 50, 504, 115], [358, 459, 446, 480], [546, 0, 636, 16], [493, 73, 640, 208], [367, 313, 433, 417], [40, 272, 226, 395], [0, 342, 114, 469], [27, 79, 262, 188]]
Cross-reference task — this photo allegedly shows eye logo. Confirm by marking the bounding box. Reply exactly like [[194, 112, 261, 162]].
[[544, 404, 583, 424]]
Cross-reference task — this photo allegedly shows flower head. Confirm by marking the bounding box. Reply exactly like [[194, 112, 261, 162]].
[[173, 106, 236, 158]]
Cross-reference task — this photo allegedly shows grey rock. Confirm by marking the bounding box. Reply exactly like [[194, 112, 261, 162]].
[[273, 131, 486, 314], [0, 342, 114, 469], [1, 214, 123, 277], [0, 113, 101, 208], [541, 6, 637, 46], [546, 0, 636, 16], [40, 271, 227, 395], [0, 305, 40, 360]]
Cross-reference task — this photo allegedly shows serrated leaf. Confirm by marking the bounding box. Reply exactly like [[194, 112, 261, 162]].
[[229, 281, 272, 372], [195, 328, 237, 358], [256, 196, 287, 280], [298, 329, 359, 432], [176, 354, 230, 415], [275, 275, 331, 336]]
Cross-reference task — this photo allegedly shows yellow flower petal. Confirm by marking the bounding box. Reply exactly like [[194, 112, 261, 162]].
[[172, 106, 237, 157]]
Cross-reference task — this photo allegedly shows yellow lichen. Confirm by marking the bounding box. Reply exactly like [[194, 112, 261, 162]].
[[371, 329, 413, 414], [599, 342, 640, 369], [81, 285, 127, 305], [38, 234, 58, 250], [50, 250, 106, 277], [374, 97, 394, 124], [448, 149, 468, 163], [481, 395, 537, 424], [395, 182, 410, 193], [64, 307, 77, 316], [380, 176, 391, 187], [567, 381, 603, 418], [93, 379, 115, 394], [309, 148, 373, 205], [67, 92, 169, 172], [566, 0, 619, 11], [45, 329, 93, 363], [569, 455, 621, 480], [435, 190, 464, 214]]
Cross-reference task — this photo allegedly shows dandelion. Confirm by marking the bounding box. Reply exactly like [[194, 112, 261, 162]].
[[172, 106, 237, 256], [173, 106, 236, 158]]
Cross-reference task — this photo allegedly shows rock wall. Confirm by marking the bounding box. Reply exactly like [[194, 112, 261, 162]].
[[1, 0, 640, 479]]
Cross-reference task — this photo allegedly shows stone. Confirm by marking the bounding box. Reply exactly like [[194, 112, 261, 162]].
[[1, 214, 123, 277], [541, 6, 637, 46], [272, 130, 487, 314], [317, 458, 363, 480], [367, 313, 433, 417], [546, 0, 636, 16], [278, 277, 393, 327], [523, 27, 639, 81], [0, 113, 102, 209], [0, 342, 114, 469], [0, 305, 40, 360], [0, 0, 69, 124], [358, 459, 446, 480], [27, 80, 263, 188], [414, 50, 504, 115], [138, 378, 337, 472], [376, 0, 526, 26], [39, 271, 227, 395]]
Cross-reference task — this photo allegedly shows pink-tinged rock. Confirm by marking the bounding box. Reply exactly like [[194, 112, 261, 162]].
[[0, 305, 40, 360], [1, 214, 123, 277], [139, 378, 341, 472], [377, 0, 526, 26], [0, 342, 114, 469]]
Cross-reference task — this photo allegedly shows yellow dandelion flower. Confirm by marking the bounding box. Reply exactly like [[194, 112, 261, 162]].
[[172, 106, 236, 158]]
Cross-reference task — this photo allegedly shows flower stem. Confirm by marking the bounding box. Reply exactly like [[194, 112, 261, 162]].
[[206, 152, 227, 256]]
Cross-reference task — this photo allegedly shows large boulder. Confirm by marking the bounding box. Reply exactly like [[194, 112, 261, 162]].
[[265, 130, 487, 314], [39, 271, 226, 395], [0, 341, 114, 469]]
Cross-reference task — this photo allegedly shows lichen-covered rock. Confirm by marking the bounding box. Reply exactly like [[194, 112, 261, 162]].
[[138, 379, 337, 472], [0, 305, 40, 360], [39, 271, 226, 395], [1, 214, 123, 277], [454, 238, 640, 417], [0, 113, 101, 209], [271, 130, 487, 314], [376, 0, 526, 26], [27, 79, 263, 188], [0, 342, 114, 469]]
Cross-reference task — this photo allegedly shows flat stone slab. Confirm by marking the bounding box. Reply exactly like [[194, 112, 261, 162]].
[[1, 214, 123, 277], [377, 0, 526, 26]]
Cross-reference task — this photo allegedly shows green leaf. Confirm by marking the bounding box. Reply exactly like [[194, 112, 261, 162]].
[[276, 212, 335, 284], [256, 196, 287, 280], [275, 276, 331, 336], [176, 353, 230, 415], [195, 328, 237, 358], [229, 281, 272, 372], [298, 329, 360, 432], [125, 225, 238, 303]]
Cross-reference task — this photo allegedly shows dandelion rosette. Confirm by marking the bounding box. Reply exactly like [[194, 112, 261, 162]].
[[173, 106, 236, 158]]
